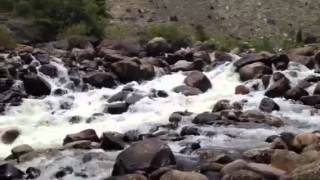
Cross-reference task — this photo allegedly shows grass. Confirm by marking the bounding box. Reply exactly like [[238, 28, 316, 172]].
[[0, 25, 16, 49]]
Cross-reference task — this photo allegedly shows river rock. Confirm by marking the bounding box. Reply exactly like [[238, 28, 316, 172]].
[[300, 95, 320, 106], [63, 129, 99, 145], [112, 138, 175, 176], [104, 102, 129, 114], [221, 159, 248, 175], [238, 62, 272, 81], [243, 148, 274, 164], [170, 60, 193, 72], [180, 126, 200, 136], [146, 37, 171, 56], [100, 132, 126, 151], [223, 169, 266, 180], [1, 128, 20, 144], [289, 54, 315, 69], [0, 164, 24, 180], [239, 110, 284, 127], [193, 112, 220, 125], [284, 87, 309, 101], [235, 85, 250, 95], [286, 159, 320, 180], [234, 53, 271, 71], [39, 64, 58, 77], [108, 91, 131, 103], [22, 74, 51, 96], [212, 100, 232, 112], [83, 72, 117, 88], [272, 54, 290, 70], [265, 75, 291, 98], [184, 71, 212, 92], [160, 170, 208, 180], [313, 82, 320, 95], [11, 144, 34, 159], [259, 97, 280, 113], [247, 162, 286, 179], [105, 174, 147, 180], [26, 167, 41, 179], [112, 60, 155, 83], [173, 85, 203, 96]]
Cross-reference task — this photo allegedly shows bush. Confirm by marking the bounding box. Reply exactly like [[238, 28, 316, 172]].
[[59, 24, 89, 39], [0, 0, 14, 12], [11, 0, 109, 39], [143, 23, 192, 50], [104, 23, 131, 39], [0, 26, 16, 49]]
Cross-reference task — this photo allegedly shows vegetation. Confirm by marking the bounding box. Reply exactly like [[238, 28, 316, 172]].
[[142, 23, 192, 49], [1, 0, 109, 39], [0, 26, 16, 49]]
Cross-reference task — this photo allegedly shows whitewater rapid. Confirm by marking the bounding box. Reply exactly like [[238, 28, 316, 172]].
[[1, 52, 320, 163]]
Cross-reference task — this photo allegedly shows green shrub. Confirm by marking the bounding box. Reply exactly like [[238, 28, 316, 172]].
[[105, 23, 131, 39], [194, 25, 210, 42], [0, 26, 16, 49], [0, 0, 14, 12], [59, 24, 89, 39], [143, 23, 192, 49]]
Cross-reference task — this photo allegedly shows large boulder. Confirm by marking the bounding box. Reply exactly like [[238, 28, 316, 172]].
[[286, 160, 320, 180], [112, 60, 155, 83], [173, 85, 203, 96], [1, 127, 20, 144], [83, 72, 117, 88], [22, 74, 51, 96], [234, 53, 271, 71], [112, 138, 175, 176], [146, 37, 171, 56], [300, 96, 320, 106], [192, 112, 220, 125], [63, 129, 99, 145], [160, 170, 208, 180], [238, 62, 272, 81], [288, 54, 315, 69], [0, 164, 24, 180], [259, 98, 280, 113], [39, 64, 58, 78], [265, 75, 291, 98], [184, 71, 212, 92], [100, 132, 126, 151], [284, 87, 309, 101]]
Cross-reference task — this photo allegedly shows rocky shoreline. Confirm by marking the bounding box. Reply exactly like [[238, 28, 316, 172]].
[[1, 37, 320, 179]]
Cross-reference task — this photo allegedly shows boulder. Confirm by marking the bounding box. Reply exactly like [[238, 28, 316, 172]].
[[271, 54, 290, 70], [160, 170, 208, 180], [170, 60, 193, 72], [63, 140, 93, 150], [193, 112, 220, 125], [238, 62, 272, 81], [239, 110, 284, 127], [83, 72, 117, 88], [112, 60, 155, 83], [100, 132, 126, 151], [173, 85, 203, 96], [284, 87, 309, 101], [63, 129, 99, 145], [212, 100, 232, 112], [223, 169, 265, 180], [146, 37, 171, 56], [26, 167, 41, 179], [0, 164, 24, 180], [243, 148, 274, 164], [39, 64, 58, 77], [235, 85, 250, 95], [22, 74, 51, 96], [1, 128, 20, 144], [265, 75, 291, 98], [300, 96, 320, 106], [34, 53, 51, 65], [112, 138, 175, 175], [108, 91, 131, 103], [288, 54, 315, 69], [221, 159, 248, 175], [180, 126, 200, 136], [259, 98, 280, 113], [313, 82, 320, 95], [125, 93, 145, 105], [288, 46, 317, 56], [234, 53, 271, 71], [104, 103, 129, 114], [286, 159, 320, 180], [105, 174, 147, 180], [247, 163, 286, 179], [11, 144, 34, 159], [184, 71, 212, 92], [293, 132, 320, 151]]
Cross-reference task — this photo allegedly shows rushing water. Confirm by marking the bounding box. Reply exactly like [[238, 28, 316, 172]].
[[1, 53, 320, 179]]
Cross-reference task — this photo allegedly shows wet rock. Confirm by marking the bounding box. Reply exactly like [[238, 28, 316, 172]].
[[26, 167, 41, 179], [238, 62, 272, 81], [212, 100, 232, 112], [112, 138, 175, 176], [243, 148, 274, 164], [63, 140, 93, 150], [265, 135, 279, 143], [170, 60, 193, 72], [272, 54, 290, 70], [192, 112, 220, 125], [53, 88, 68, 96], [55, 166, 73, 178], [125, 93, 145, 105], [122, 130, 142, 143], [150, 89, 169, 98], [265, 75, 291, 98], [34, 53, 51, 65], [235, 85, 250, 95], [184, 71, 212, 92], [20, 53, 33, 65], [259, 98, 280, 113], [173, 85, 202, 96], [83, 72, 117, 88], [223, 169, 265, 180], [100, 132, 126, 151], [108, 91, 131, 103], [300, 95, 320, 106], [22, 74, 51, 96], [239, 110, 284, 127], [146, 37, 171, 56], [104, 103, 129, 114], [69, 116, 82, 124], [105, 174, 148, 180], [63, 129, 99, 145], [221, 159, 248, 175], [112, 60, 155, 83], [180, 126, 200, 136], [248, 163, 286, 179], [149, 167, 173, 180], [293, 132, 320, 151], [1, 128, 20, 144], [0, 79, 14, 93], [289, 54, 315, 69], [261, 75, 271, 88], [313, 82, 320, 95], [270, 150, 301, 172], [160, 170, 208, 180], [11, 144, 34, 159], [285, 87, 309, 101], [234, 53, 271, 71], [0, 90, 24, 106], [286, 160, 320, 180], [0, 164, 24, 180], [39, 64, 58, 77]]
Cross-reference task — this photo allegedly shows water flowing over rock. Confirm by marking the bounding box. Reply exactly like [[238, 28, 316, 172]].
[[22, 74, 51, 96], [184, 71, 212, 92]]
